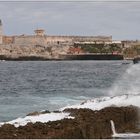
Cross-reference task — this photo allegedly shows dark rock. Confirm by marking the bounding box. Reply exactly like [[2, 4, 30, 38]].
[[27, 111, 41, 116], [0, 106, 139, 139], [52, 110, 61, 113], [27, 110, 50, 116], [41, 110, 50, 114]]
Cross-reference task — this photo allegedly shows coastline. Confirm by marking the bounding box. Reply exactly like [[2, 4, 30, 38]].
[[0, 54, 124, 61], [0, 94, 139, 139]]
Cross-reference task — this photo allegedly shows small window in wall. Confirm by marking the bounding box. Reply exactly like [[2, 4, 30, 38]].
[[57, 41, 59, 44]]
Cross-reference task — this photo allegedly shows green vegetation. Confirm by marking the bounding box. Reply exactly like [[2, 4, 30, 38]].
[[74, 43, 122, 54], [123, 45, 140, 58], [73, 43, 140, 58]]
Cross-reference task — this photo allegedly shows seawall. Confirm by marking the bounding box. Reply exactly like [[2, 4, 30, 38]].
[[0, 54, 124, 61], [59, 54, 124, 60], [0, 55, 61, 61]]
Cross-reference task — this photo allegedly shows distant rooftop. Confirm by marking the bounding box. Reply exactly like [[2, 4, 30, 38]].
[[34, 29, 45, 36]]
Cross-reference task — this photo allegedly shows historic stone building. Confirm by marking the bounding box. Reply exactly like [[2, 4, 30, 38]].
[[0, 19, 112, 47], [0, 20, 127, 59], [2, 32, 112, 47]]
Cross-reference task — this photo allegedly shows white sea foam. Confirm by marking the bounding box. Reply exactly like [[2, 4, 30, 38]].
[[0, 93, 140, 128], [60, 93, 140, 111], [0, 112, 74, 127], [111, 120, 140, 138]]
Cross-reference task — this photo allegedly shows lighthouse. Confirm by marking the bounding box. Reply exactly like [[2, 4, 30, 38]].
[[0, 19, 3, 44]]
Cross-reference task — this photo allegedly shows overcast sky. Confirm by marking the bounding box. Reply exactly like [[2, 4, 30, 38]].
[[0, 1, 140, 40]]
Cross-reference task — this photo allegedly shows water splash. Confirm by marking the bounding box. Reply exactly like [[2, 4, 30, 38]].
[[109, 64, 140, 96], [110, 120, 140, 138], [110, 120, 117, 135]]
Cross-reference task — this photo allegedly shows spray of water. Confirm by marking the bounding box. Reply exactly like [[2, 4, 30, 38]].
[[110, 120, 117, 135], [109, 64, 140, 96], [110, 120, 140, 138]]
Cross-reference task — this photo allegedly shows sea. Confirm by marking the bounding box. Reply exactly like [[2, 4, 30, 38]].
[[0, 60, 139, 122]]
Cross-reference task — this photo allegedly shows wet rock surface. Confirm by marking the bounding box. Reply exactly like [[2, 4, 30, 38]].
[[0, 106, 139, 139], [27, 110, 50, 116]]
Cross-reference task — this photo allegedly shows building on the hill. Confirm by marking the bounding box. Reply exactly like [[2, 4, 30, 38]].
[[0, 20, 112, 47]]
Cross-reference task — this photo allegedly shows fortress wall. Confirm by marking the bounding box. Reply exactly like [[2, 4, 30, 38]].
[[14, 36, 73, 46], [14, 36, 48, 46], [47, 35, 112, 42], [73, 36, 112, 42], [46, 36, 73, 43], [3, 36, 15, 44], [5, 35, 112, 47]]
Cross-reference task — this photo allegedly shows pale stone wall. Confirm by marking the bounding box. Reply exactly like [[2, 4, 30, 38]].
[[0, 34, 113, 59], [14, 35, 73, 46], [13, 35, 112, 46], [46, 36, 73, 43], [46, 35, 112, 42], [3, 36, 14, 44], [14, 35, 48, 46]]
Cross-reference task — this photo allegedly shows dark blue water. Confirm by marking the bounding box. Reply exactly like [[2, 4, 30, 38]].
[[0, 61, 131, 122]]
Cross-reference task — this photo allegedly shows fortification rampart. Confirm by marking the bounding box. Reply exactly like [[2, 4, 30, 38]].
[[3, 36, 15, 44], [2, 34, 112, 47], [14, 36, 48, 46]]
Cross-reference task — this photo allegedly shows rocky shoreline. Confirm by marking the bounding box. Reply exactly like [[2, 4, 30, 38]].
[[0, 106, 139, 139], [0, 44, 124, 61], [0, 54, 124, 61], [0, 55, 61, 61]]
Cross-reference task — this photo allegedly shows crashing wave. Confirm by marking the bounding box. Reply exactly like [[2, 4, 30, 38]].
[[111, 120, 140, 138], [60, 93, 140, 111], [0, 94, 140, 128], [0, 112, 74, 128]]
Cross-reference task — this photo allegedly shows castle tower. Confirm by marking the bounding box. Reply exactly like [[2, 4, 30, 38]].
[[34, 29, 45, 36], [0, 19, 3, 44]]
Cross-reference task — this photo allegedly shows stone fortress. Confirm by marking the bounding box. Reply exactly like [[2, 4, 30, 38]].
[[0, 19, 138, 60], [0, 20, 112, 45]]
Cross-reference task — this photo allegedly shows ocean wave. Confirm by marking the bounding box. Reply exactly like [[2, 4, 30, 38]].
[[0, 112, 74, 128], [60, 93, 140, 111], [109, 63, 140, 96], [0, 93, 140, 128]]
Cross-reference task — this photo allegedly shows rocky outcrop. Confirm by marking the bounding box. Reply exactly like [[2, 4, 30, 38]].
[[0, 106, 139, 139], [64, 106, 140, 138], [0, 44, 69, 60]]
